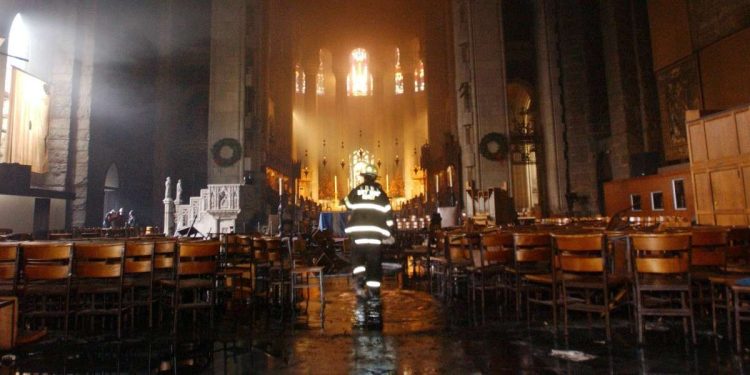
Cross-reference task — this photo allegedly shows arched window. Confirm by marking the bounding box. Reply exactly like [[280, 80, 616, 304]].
[[295, 64, 306, 94], [5, 14, 30, 93], [316, 56, 325, 96], [394, 48, 404, 95], [346, 48, 373, 97], [414, 59, 425, 93], [3, 13, 49, 172]]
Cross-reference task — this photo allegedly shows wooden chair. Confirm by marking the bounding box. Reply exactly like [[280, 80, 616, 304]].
[[152, 239, 176, 323], [552, 232, 626, 341], [691, 228, 728, 311], [630, 232, 695, 344], [507, 232, 553, 324], [288, 237, 325, 321], [124, 240, 155, 328], [267, 238, 287, 304], [216, 234, 246, 303], [731, 283, 750, 351], [468, 230, 512, 323], [73, 242, 127, 338], [0, 242, 19, 296], [160, 241, 220, 334], [428, 230, 448, 296], [19, 242, 74, 337], [709, 226, 750, 338], [441, 231, 474, 301], [250, 237, 271, 300]]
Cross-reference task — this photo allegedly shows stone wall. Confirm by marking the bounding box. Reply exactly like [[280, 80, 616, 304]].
[[0, 1, 96, 228]]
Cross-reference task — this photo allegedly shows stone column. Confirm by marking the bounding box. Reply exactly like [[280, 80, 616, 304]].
[[534, 0, 566, 214], [207, 0, 247, 184], [163, 178, 174, 235]]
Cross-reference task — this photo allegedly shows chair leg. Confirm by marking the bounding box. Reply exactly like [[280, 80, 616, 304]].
[[480, 274, 486, 324], [711, 283, 718, 336], [635, 288, 644, 345], [319, 271, 325, 321], [726, 285, 733, 340], [735, 289, 742, 352], [687, 290, 697, 344]]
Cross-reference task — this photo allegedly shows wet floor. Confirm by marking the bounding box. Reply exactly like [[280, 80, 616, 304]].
[[3, 277, 750, 373]]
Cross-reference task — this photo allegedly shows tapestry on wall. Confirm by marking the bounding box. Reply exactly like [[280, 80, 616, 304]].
[[656, 56, 703, 162]]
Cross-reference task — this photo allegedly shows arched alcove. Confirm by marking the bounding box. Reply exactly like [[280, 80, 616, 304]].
[[103, 163, 121, 219], [507, 80, 540, 215], [2, 13, 31, 162]]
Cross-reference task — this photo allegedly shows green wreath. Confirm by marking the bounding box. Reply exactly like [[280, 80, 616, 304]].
[[479, 132, 509, 161], [211, 138, 243, 167]]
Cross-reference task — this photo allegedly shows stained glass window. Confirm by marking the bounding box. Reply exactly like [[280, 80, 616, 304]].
[[414, 59, 425, 93], [347, 48, 373, 96], [295, 64, 306, 94], [316, 57, 325, 96], [394, 48, 404, 95]]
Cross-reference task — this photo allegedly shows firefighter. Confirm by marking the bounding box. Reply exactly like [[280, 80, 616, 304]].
[[344, 164, 394, 303]]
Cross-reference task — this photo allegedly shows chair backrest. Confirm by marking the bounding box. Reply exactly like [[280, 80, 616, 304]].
[[512, 232, 551, 264], [552, 233, 606, 273], [253, 237, 268, 261], [224, 233, 239, 254], [237, 234, 252, 252], [21, 242, 74, 281], [266, 238, 282, 262], [0, 243, 19, 292], [727, 226, 750, 263], [125, 241, 155, 275], [447, 232, 472, 263], [690, 228, 728, 268], [474, 231, 513, 267], [74, 242, 125, 279], [630, 233, 691, 275], [153, 240, 176, 270], [176, 241, 220, 277]]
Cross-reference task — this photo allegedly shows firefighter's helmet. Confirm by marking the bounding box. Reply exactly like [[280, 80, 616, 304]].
[[360, 164, 378, 178]]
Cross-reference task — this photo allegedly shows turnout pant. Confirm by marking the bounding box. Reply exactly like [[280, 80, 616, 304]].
[[351, 244, 382, 284]]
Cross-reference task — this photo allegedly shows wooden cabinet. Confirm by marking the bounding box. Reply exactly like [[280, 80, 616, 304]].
[[687, 106, 750, 225]]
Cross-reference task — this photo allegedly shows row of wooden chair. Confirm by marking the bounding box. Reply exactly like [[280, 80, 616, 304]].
[[221, 234, 325, 319], [423, 226, 750, 345], [0, 239, 221, 339]]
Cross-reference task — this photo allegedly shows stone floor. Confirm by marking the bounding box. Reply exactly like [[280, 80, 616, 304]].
[[3, 276, 750, 374]]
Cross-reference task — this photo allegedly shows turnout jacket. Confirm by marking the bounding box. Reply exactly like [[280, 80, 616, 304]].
[[344, 181, 394, 245]]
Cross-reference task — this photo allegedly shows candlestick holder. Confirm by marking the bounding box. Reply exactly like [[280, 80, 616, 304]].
[[278, 193, 285, 236]]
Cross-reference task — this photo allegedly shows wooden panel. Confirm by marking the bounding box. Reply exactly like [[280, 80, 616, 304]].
[[647, 0, 692, 71], [738, 110, 750, 154], [698, 214, 715, 225], [744, 167, 750, 210], [704, 115, 739, 159], [689, 123, 708, 162], [710, 169, 745, 210], [693, 172, 713, 211], [716, 215, 748, 226], [603, 167, 693, 219], [699, 27, 750, 110]]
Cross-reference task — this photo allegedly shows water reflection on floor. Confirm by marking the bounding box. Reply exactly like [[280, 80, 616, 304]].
[[4, 278, 750, 373]]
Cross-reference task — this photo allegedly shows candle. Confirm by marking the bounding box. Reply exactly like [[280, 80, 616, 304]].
[[435, 174, 439, 193], [334, 175, 338, 200], [278, 177, 283, 196], [386, 174, 390, 195], [294, 179, 299, 205], [448, 168, 453, 187]]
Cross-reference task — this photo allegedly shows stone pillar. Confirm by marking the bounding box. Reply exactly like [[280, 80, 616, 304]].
[[163, 198, 174, 236], [207, 0, 247, 184], [452, 0, 510, 201], [163, 177, 174, 235], [534, 0, 566, 214]]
